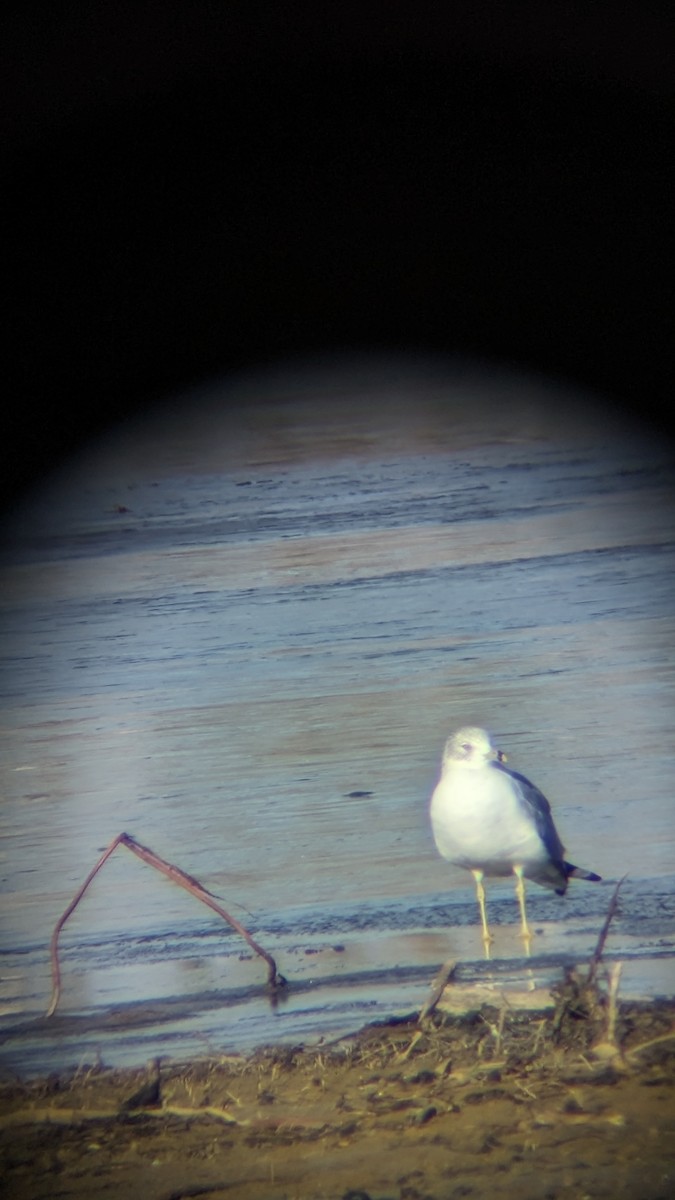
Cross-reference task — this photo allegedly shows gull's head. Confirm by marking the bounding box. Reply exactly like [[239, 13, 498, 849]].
[[442, 726, 503, 770]]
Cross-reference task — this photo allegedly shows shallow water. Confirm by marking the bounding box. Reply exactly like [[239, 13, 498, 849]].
[[1, 363, 674, 1076]]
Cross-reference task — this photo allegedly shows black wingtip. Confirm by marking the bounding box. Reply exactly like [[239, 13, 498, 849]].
[[566, 863, 602, 883]]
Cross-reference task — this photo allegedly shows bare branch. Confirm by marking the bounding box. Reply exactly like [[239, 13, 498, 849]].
[[47, 832, 285, 1018], [586, 875, 626, 987], [419, 958, 457, 1022]]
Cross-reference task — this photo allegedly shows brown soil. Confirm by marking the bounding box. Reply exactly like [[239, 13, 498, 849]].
[[2, 983, 674, 1200]]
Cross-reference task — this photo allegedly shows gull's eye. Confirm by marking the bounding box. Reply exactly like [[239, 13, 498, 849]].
[[461, 742, 472, 752]]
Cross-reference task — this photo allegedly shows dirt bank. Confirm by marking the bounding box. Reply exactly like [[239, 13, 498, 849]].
[[2, 980, 674, 1200]]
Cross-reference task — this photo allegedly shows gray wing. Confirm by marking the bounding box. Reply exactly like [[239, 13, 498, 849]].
[[492, 761, 565, 864]]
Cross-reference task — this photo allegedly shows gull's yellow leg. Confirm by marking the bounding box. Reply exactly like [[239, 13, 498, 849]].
[[513, 865, 532, 955], [470, 868, 492, 959]]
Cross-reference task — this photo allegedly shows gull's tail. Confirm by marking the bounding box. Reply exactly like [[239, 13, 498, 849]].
[[553, 861, 602, 895], [565, 862, 602, 883]]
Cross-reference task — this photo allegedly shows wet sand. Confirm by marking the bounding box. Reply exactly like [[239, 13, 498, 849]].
[[2, 989, 675, 1200]]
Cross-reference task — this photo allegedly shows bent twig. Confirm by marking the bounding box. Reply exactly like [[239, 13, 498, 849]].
[[47, 831, 285, 1017], [587, 875, 626, 987], [419, 958, 457, 1023], [552, 875, 626, 1042]]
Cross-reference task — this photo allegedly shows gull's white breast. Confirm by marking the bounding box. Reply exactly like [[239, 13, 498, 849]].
[[430, 765, 547, 875]]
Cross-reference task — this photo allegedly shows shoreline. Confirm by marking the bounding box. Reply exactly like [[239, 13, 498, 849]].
[[2, 988, 674, 1200]]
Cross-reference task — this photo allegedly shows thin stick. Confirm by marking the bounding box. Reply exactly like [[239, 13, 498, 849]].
[[605, 961, 623, 1046], [47, 833, 126, 1017], [47, 832, 284, 1017], [625, 1029, 675, 1062], [419, 959, 457, 1022], [586, 875, 626, 987], [118, 834, 282, 986]]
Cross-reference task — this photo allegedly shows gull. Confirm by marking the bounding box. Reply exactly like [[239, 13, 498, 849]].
[[430, 726, 601, 953]]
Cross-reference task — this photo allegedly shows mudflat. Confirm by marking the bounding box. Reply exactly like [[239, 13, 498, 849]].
[[2, 983, 674, 1200]]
